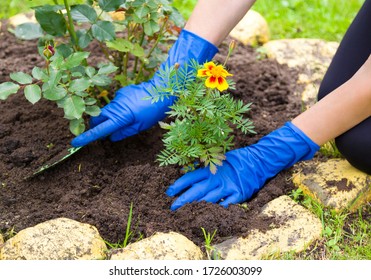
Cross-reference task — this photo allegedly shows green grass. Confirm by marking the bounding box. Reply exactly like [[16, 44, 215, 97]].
[[284, 189, 371, 260], [253, 0, 364, 41], [173, 0, 364, 41]]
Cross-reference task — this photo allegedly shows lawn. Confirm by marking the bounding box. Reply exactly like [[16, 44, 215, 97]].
[[173, 0, 364, 42]]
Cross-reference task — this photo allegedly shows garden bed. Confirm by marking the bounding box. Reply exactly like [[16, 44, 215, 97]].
[[0, 22, 303, 247]]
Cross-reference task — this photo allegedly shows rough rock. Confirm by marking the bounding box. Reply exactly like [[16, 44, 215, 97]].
[[212, 195, 322, 259], [293, 159, 371, 212], [0, 218, 107, 260], [263, 39, 339, 107], [0, 233, 3, 247], [110, 231, 204, 260], [230, 10, 270, 46]]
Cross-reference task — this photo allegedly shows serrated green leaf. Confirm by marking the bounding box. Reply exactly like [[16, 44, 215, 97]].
[[71, 4, 97, 23], [75, 91, 89, 97], [35, 10, 67, 36], [49, 53, 64, 68], [43, 86, 67, 101], [47, 69, 63, 88], [24, 84, 42, 104], [62, 52, 90, 70], [92, 21, 115, 42], [10, 72, 33, 84], [76, 29, 93, 49], [32, 67, 48, 81], [60, 95, 85, 119], [69, 118, 85, 136], [85, 105, 101, 116], [143, 19, 160, 36], [91, 75, 111, 86], [34, 4, 65, 12], [169, 8, 185, 27], [69, 78, 91, 92], [98, 0, 125, 12], [0, 82, 20, 100], [135, 5, 150, 18], [84, 97, 97, 105], [56, 44, 73, 58], [97, 64, 118, 75], [71, 72, 83, 78], [85, 66, 96, 78], [106, 38, 133, 52], [14, 22, 43, 40], [132, 43, 145, 57]]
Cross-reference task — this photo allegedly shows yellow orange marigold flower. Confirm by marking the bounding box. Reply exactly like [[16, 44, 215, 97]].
[[197, 61, 232, 92]]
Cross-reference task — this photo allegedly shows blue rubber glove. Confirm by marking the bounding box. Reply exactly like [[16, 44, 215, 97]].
[[166, 122, 320, 211], [71, 30, 218, 147]]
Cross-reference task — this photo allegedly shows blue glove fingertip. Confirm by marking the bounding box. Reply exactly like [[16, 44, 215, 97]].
[[166, 186, 176, 197], [71, 137, 84, 148]]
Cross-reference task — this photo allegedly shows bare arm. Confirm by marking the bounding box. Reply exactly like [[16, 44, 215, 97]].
[[184, 0, 257, 46], [292, 55, 371, 145], [184, 0, 371, 148]]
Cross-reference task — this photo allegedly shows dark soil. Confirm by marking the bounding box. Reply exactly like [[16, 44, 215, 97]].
[[0, 22, 304, 249]]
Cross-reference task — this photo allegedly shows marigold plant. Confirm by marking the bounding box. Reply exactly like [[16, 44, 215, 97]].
[[148, 54, 255, 174]]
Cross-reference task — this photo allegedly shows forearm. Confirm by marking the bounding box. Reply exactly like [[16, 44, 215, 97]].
[[184, 0, 257, 46], [292, 55, 371, 146]]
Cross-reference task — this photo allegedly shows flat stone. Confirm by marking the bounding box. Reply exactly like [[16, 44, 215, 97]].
[[8, 12, 37, 28], [263, 39, 339, 108], [212, 195, 322, 259], [110, 232, 204, 260], [0, 218, 107, 260], [293, 159, 371, 212], [230, 10, 270, 46]]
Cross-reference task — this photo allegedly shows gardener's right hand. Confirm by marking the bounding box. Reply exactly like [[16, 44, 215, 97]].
[[71, 29, 218, 147]]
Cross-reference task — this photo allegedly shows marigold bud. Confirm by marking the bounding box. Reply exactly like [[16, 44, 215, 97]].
[[229, 40, 236, 53], [43, 44, 55, 59], [174, 62, 180, 70]]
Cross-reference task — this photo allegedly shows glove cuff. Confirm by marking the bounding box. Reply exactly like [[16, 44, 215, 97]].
[[284, 121, 320, 161], [167, 29, 219, 67]]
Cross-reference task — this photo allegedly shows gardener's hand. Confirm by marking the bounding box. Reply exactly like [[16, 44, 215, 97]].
[[71, 30, 218, 147], [166, 122, 320, 211], [71, 83, 173, 146]]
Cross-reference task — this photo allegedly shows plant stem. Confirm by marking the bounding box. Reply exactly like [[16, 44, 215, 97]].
[[123, 202, 134, 248], [102, 95, 111, 104], [63, 0, 79, 49], [134, 17, 169, 84]]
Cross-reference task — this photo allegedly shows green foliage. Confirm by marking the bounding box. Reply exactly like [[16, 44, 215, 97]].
[[1, 47, 117, 135], [104, 202, 143, 249], [201, 227, 219, 260], [0, 0, 184, 136], [149, 59, 255, 173], [288, 188, 371, 260], [320, 140, 343, 158], [253, 0, 364, 42]]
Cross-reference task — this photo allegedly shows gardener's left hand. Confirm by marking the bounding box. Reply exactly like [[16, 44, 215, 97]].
[[166, 122, 320, 210]]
